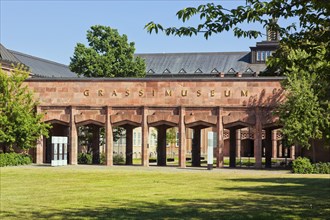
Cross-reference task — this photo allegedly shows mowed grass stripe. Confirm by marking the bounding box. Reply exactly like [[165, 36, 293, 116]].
[[1, 165, 329, 220]]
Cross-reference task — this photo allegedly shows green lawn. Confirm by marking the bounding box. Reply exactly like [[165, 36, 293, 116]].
[[1, 165, 329, 220]]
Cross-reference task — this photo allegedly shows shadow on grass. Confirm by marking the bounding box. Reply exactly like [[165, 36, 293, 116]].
[[2, 178, 329, 220]]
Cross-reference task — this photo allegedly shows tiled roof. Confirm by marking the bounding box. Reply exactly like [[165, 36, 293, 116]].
[[137, 52, 266, 76], [0, 43, 20, 63], [9, 50, 77, 78]]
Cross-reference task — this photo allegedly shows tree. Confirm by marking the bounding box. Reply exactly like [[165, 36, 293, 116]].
[[70, 25, 146, 144], [0, 65, 50, 152], [70, 25, 146, 78], [145, 0, 330, 148]]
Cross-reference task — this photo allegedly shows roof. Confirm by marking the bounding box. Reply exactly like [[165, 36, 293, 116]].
[[0, 43, 20, 63], [1, 44, 267, 78], [9, 50, 77, 78], [137, 52, 266, 76]]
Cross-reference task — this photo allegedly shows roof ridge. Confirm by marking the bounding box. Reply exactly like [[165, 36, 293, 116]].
[[9, 49, 70, 68]]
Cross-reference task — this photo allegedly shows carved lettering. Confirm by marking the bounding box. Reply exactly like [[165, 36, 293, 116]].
[[125, 89, 130, 96], [112, 90, 117, 96], [197, 90, 201, 97], [241, 90, 248, 97], [181, 90, 188, 97], [152, 90, 155, 96], [210, 90, 215, 97], [224, 90, 231, 97], [83, 90, 89, 96], [98, 89, 104, 96], [165, 90, 172, 96], [139, 90, 144, 97]]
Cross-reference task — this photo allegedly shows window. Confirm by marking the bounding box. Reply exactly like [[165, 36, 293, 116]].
[[137, 132, 141, 146], [256, 51, 272, 62], [133, 132, 137, 146]]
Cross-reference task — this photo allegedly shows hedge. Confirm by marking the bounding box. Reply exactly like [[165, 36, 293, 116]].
[[0, 153, 32, 167], [292, 157, 330, 174]]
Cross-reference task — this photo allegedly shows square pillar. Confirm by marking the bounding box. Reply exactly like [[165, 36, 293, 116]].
[[105, 106, 113, 166], [142, 107, 149, 167], [69, 106, 78, 165], [272, 130, 277, 159], [290, 145, 295, 160], [36, 136, 43, 164], [265, 128, 272, 168], [254, 107, 262, 168], [36, 106, 43, 164], [179, 107, 186, 168], [236, 129, 241, 160], [229, 128, 236, 168], [216, 107, 224, 168]]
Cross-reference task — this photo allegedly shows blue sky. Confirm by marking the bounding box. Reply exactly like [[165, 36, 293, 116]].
[[1, 0, 282, 65]]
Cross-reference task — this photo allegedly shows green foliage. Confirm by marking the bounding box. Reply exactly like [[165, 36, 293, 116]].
[[113, 154, 124, 165], [145, 0, 330, 148], [292, 157, 314, 174], [70, 25, 146, 78], [77, 153, 92, 164], [0, 65, 51, 151], [292, 157, 330, 174], [100, 152, 106, 165], [0, 153, 32, 167], [313, 162, 330, 174], [166, 128, 177, 146]]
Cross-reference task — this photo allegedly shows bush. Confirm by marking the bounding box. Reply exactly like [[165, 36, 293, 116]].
[[78, 153, 92, 164], [0, 153, 32, 167], [292, 157, 313, 174], [292, 157, 330, 174], [113, 154, 124, 165], [313, 162, 330, 174], [100, 152, 106, 165]]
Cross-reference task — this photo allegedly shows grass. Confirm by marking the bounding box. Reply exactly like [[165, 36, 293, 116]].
[[1, 165, 329, 220]]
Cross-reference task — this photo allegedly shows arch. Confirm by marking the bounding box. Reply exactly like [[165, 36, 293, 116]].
[[147, 112, 179, 128], [185, 115, 217, 128], [75, 114, 105, 126], [111, 114, 142, 127], [75, 119, 104, 127], [44, 119, 69, 126]]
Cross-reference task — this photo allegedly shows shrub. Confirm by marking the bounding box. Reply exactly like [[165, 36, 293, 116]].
[[0, 153, 32, 167], [100, 152, 106, 165], [78, 153, 92, 164], [292, 157, 313, 174], [113, 154, 124, 165], [313, 162, 330, 174]]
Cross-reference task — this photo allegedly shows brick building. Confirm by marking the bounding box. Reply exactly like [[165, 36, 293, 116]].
[[1, 36, 329, 167]]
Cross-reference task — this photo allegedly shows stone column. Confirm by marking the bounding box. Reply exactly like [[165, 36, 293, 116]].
[[105, 106, 113, 166], [179, 107, 186, 168], [142, 107, 149, 167], [278, 140, 283, 158], [254, 107, 262, 168], [265, 128, 272, 168], [192, 127, 201, 167], [216, 107, 224, 168], [157, 126, 167, 166], [36, 106, 44, 164], [272, 130, 277, 159], [236, 129, 241, 161], [229, 128, 236, 168], [69, 106, 78, 165], [290, 145, 295, 160], [124, 125, 134, 165]]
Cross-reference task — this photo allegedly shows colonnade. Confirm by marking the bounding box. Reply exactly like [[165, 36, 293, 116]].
[[36, 106, 293, 168]]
